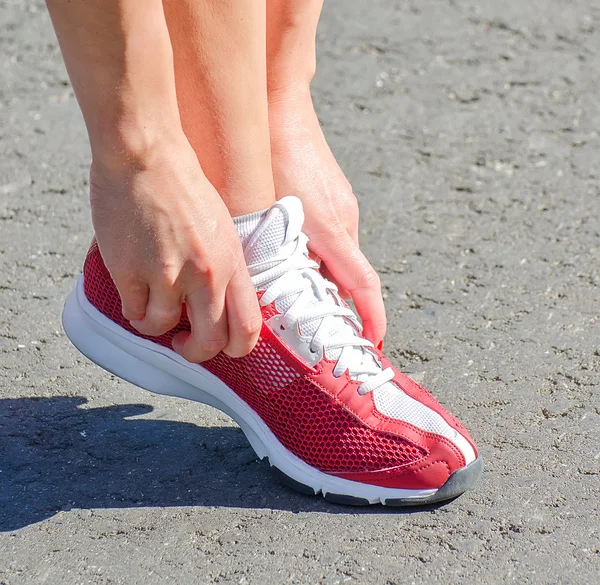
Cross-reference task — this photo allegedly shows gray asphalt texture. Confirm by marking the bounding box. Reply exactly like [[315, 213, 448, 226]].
[[1, 0, 599, 583]]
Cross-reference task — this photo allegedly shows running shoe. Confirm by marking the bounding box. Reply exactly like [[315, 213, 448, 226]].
[[62, 196, 482, 506]]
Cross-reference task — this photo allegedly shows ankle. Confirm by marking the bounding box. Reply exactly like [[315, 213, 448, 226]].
[[215, 172, 276, 217], [194, 135, 277, 216], [218, 186, 276, 218]]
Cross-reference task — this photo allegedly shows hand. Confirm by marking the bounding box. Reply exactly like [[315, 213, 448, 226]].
[[268, 89, 387, 345], [89, 134, 261, 362]]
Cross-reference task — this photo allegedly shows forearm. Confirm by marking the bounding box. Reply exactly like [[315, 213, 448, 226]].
[[45, 0, 182, 165], [266, 0, 324, 94]]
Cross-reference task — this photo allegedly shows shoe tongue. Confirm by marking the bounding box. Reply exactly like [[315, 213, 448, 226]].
[[243, 196, 304, 268], [243, 196, 338, 355]]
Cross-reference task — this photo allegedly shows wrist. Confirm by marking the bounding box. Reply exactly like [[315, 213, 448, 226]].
[[267, 70, 314, 101], [267, 79, 313, 112], [90, 116, 186, 173], [267, 35, 315, 99]]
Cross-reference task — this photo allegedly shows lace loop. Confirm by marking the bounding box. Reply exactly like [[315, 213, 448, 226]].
[[251, 228, 394, 394]]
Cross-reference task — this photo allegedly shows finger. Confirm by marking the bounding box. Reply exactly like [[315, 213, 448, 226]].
[[314, 232, 387, 345], [113, 275, 149, 322], [319, 261, 351, 300], [130, 283, 182, 337], [172, 287, 228, 363], [223, 267, 262, 358]]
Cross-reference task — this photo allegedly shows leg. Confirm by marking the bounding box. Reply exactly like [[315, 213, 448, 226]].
[[163, 0, 276, 216], [266, 0, 387, 345]]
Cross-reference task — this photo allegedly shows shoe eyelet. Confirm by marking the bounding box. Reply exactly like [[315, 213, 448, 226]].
[[280, 324, 285, 331]]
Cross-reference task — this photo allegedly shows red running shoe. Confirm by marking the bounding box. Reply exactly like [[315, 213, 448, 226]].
[[63, 197, 481, 506]]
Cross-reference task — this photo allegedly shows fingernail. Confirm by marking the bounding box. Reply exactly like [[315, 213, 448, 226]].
[[377, 340, 384, 351]]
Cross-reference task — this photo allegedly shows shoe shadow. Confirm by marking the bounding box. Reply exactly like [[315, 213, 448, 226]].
[[0, 396, 451, 531]]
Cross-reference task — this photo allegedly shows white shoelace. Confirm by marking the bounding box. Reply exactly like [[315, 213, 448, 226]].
[[249, 231, 394, 395]]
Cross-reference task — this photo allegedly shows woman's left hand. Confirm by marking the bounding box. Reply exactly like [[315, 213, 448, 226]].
[[269, 90, 387, 346]]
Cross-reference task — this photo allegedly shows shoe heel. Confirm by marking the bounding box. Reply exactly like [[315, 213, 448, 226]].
[[62, 284, 191, 397], [61, 278, 269, 461]]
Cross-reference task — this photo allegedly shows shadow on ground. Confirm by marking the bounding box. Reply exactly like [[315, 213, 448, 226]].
[[1, 396, 452, 531]]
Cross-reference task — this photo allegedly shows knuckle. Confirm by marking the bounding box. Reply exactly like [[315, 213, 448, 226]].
[[118, 270, 143, 288], [201, 336, 228, 355], [356, 266, 381, 290], [118, 287, 139, 305], [225, 323, 261, 359], [116, 283, 147, 320], [345, 194, 359, 218], [122, 304, 145, 321], [239, 312, 263, 339], [192, 257, 211, 277], [139, 323, 166, 336], [155, 262, 180, 288], [189, 258, 218, 288], [115, 272, 144, 294], [181, 345, 208, 364]]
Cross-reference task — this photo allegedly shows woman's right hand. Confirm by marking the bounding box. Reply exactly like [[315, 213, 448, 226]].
[[89, 134, 262, 363]]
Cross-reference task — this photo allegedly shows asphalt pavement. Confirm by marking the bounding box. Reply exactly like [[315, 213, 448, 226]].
[[1, 1, 599, 583]]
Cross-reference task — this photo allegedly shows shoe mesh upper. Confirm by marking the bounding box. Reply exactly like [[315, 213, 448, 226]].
[[83, 245, 428, 473], [206, 357, 426, 472]]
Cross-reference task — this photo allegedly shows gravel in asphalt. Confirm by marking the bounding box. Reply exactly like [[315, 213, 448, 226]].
[[1, 1, 599, 583]]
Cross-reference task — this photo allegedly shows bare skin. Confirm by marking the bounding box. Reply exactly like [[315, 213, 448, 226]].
[[267, 0, 387, 345], [163, 0, 276, 216], [44, 0, 262, 362], [45, 0, 386, 363], [164, 0, 387, 345]]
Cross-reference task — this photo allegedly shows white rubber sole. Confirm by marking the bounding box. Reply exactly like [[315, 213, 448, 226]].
[[62, 277, 481, 506]]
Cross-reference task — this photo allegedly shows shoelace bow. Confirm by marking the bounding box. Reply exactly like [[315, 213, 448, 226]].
[[249, 232, 394, 395]]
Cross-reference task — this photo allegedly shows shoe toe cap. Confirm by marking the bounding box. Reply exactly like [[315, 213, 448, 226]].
[[334, 432, 471, 490], [372, 382, 477, 465]]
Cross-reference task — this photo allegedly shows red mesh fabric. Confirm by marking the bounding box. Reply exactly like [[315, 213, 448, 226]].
[[206, 362, 426, 472], [83, 245, 427, 473]]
